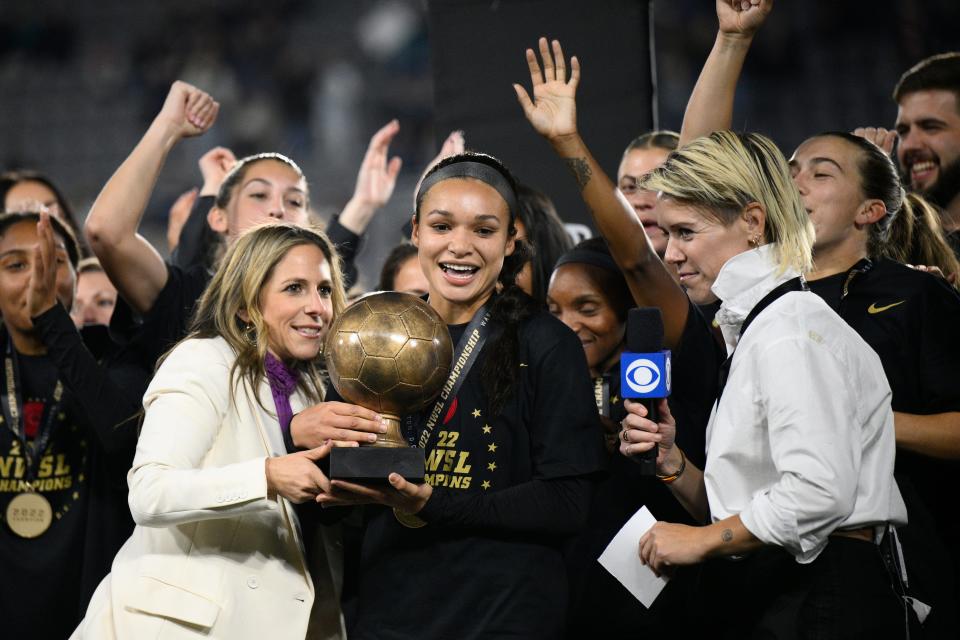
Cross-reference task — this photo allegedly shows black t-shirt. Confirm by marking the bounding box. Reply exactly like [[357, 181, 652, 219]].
[[564, 298, 723, 637], [110, 262, 211, 372], [0, 353, 90, 639], [809, 258, 960, 618], [946, 230, 960, 261], [345, 311, 605, 640], [0, 307, 146, 639]]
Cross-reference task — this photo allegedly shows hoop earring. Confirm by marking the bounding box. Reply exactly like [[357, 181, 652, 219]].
[[244, 323, 257, 345]]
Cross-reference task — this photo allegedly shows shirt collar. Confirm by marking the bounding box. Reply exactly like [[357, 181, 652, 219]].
[[712, 244, 800, 353]]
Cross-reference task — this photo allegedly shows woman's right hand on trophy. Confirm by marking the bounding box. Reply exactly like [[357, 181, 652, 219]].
[[289, 401, 387, 449], [265, 443, 335, 504]]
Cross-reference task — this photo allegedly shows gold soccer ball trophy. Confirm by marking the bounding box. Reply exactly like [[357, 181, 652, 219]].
[[324, 291, 453, 481]]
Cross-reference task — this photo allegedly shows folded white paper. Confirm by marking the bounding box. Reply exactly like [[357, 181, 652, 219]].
[[598, 505, 668, 608]]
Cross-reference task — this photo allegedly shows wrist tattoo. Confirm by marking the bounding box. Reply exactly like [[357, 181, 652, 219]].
[[721, 528, 733, 543], [564, 157, 593, 190]]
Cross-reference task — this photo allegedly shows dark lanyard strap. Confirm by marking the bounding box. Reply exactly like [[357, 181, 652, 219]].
[[593, 374, 610, 418], [405, 302, 494, 450], [716, 276, 808, 401], [1, 342, 65, 482]]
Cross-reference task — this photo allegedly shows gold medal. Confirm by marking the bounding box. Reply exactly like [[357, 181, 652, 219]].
[[6, 492, 52, 538], [393, 507, 426, 529]]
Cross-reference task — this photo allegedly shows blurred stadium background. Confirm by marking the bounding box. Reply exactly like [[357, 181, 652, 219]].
[[1, 0, 957, 289]]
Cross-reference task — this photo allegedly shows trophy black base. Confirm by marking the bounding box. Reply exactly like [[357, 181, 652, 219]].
[[329, 447, 425, 483]]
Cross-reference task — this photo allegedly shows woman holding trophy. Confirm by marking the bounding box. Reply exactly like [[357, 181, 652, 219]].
[[73, 223, 374, 640], [319, 151, 606, 640]]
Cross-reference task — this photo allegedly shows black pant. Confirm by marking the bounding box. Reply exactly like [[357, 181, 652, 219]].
[[688, 538, 909, 639]]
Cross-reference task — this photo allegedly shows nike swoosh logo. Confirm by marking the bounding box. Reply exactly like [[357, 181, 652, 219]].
[[867, 300, 905, 314]]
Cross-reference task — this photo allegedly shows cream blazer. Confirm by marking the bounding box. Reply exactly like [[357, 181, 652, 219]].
[[72, 337, 344, 640]]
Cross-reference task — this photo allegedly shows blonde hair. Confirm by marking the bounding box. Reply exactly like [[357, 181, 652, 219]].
[[883, 192, 960, 287], [641, 130, 814, 275], [180, 222, 347, 409]]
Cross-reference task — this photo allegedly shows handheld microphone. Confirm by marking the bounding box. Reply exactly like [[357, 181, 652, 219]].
[[620, 308, 672, 476]]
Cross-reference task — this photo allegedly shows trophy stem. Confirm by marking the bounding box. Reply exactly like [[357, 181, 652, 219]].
[[371, 414, 407, 448]]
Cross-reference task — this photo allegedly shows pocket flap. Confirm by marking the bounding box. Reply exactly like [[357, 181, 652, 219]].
[[125, 575, 221, 629]]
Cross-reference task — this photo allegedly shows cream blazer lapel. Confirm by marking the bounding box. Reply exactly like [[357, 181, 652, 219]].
[[244, 377, 315, 595]]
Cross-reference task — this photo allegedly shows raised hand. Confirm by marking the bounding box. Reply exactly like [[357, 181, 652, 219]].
[[717, 0, 773, 40], [853, 126, 897, 156], [265, 443, 334, 504], [513, 37, 580, 142], [352, 120, 403, 209], [199, 146, 238, 196], [154, 80, 219, 141], [27, 211, 67, 318], [289, 401, 387, 449]]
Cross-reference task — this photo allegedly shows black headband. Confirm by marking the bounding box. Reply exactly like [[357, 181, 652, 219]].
[[417, 160, 518, 216], [554, 249, 621, 274]]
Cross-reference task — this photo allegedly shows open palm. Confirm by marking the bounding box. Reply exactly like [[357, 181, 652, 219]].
[[514, 37, 580, 141]]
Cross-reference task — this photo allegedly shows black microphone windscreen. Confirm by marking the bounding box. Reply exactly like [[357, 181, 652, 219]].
[[626, 307, 664, 352]]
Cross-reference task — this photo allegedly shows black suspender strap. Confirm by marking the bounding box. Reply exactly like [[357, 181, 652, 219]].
[[716, 276, 808, 401]]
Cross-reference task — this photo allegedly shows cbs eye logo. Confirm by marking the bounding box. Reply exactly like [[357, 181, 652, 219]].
[[624, 359, 661, 394]]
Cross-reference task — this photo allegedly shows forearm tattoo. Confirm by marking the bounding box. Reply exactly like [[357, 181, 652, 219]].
[[564, 157, 592, 190], [721, 528, 733, 543]]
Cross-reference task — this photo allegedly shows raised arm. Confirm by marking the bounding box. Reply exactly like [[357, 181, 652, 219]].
[[84, 81, 218, 315], [28, 213, 146, 454], [337, 120, 403, 235], [679, 0, 772, 146], [514, 38, 689, 347]]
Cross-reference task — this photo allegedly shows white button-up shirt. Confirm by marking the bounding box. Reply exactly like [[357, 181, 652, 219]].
[[705, 246, 907, 563]]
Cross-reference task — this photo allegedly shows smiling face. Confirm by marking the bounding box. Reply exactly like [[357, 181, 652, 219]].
[[257, 243, 333, 362], [547, 263, 625, 376], [0, 219, 76, 345], [618, 147, 671, 256], [212, 159, 310, 240], [895, 89, 960, 199], [412, 178, 515, 323], [71, 269, 117, 327], [789, 136, 868, 256], [658, 198, 757, 304]]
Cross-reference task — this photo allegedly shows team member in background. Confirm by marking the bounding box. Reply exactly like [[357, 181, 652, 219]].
[[308, 152, 605, 640], [71, 258, 118, 329], [377, 242, 428, 296], [513, 183, 573, 304], [616, 131, 677, 260], [546, 239, 699, 635], [0, 211, 147, 639], [516, 37, 725, 635], [86, 81, 403, 372], [1, 169, 86, 254]]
